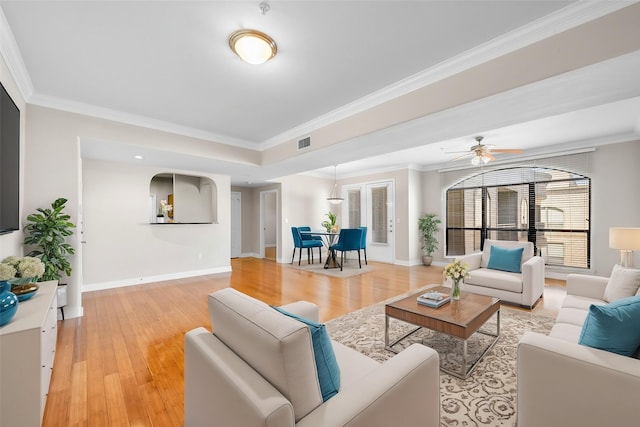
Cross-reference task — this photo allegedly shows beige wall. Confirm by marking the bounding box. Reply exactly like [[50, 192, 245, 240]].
[[422, 140, 640, 276], [591, 140, 640, 274], [23, 105, 238, 318]]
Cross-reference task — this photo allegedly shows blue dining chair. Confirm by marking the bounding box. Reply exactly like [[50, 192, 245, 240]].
[[291, 227, 323, 266], [358, 226, 368, 265], [299, 226, 323, 264], [330, 228, 363, 271], [298, 226, 323, 244]]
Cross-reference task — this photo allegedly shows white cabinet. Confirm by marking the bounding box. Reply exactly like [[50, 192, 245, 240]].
[[1, 280, 58, 427]]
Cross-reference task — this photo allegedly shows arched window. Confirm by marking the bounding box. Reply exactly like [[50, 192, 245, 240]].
[[445, 167, 591, 269]]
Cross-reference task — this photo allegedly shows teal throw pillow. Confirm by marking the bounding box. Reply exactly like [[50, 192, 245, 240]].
[[578, 295, 640, 356], [487, 245, 524, 273], [272, 306, 340, 401]]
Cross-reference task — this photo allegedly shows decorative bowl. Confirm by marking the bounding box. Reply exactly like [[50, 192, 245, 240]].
[[11, 283, 39, 302]]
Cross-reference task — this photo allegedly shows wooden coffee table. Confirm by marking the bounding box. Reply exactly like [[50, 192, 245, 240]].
[[385, 285, 500, 379]]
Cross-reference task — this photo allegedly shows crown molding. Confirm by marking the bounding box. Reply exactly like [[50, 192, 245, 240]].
[[260, 1, 638, 151], [0, 5, 33, 99], [29, 93, 259, 150], [1, 1, 636, 153]]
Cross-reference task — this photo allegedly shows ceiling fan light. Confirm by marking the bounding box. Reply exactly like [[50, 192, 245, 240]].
[[229, 29, 277, 65], [471, 156, 481, 166]]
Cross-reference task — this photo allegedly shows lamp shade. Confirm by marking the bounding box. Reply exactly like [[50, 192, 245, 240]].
[[609, 227, 640, 250], [229, 29, 277, 65]]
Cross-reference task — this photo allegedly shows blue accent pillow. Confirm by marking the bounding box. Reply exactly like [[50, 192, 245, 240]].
[[272, 306, 340, 401], [578, 296, 640, 356], [487, 245, 524, 273]]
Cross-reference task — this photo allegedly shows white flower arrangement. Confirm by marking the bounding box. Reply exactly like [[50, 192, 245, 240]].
[[0, 256, 45, 281], [443, 259, 469, 282], [160, 200, 173, 215], [0, 263, 17, 281]]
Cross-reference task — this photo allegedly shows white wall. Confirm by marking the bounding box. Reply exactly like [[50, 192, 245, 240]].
[[278, 174, 334, 263], [81, 159, 230, 288]]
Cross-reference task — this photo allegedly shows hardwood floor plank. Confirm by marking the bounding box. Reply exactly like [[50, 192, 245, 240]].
[[43, 258, 563, 426], [103, 373, 130, 426], [68, 360, 88, 425]]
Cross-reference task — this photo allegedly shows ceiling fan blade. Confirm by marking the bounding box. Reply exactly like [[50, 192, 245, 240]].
[[484, 152, 496, 161], [444, 149, 472, 154], [491, 149, 523, 154], [452, 152, 473, 161]]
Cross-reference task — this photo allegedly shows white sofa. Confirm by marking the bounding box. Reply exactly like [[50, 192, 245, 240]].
[[517, 273, 640, 427], [184, 288, 441, 427], [455, 239, 544, 309]]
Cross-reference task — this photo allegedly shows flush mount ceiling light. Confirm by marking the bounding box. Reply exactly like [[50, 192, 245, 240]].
[[228, 29, 277, 65], [327, 165, 344, 204]]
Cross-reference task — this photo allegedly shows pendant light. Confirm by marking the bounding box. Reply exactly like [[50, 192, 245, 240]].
[[327, 165, 344, 204]]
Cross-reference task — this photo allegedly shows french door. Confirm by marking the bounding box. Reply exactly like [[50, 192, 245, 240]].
[[342, 180, 394, 263]]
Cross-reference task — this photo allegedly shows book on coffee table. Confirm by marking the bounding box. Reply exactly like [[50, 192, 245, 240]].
[[417, 291, 451, 308]]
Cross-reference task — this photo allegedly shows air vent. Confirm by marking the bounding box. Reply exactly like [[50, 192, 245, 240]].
[[297, 136, 311, 150]]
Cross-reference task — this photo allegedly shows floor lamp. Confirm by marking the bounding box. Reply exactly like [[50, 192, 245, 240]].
[[609, 227, 640, 268]]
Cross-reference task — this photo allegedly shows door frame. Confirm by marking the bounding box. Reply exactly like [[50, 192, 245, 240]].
[[341, 179, 395, 263], [259, 189, 278, 260], [230, 191, 241, 258]]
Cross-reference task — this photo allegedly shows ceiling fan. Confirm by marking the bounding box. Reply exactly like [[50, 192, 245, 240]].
[[449, 136, 523, 165]]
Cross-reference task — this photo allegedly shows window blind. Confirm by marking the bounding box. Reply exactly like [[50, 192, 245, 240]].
[[444, 151, 591, 268]]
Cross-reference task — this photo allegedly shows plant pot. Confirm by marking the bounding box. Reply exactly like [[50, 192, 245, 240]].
[[421, 255, 433, 266]]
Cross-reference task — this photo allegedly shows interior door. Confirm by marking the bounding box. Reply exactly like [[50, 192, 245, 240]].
[[365, 181, 394, 263], [260, 190, 278, 260], [342, 180, 395, 263], [230, 192, 241, 258]]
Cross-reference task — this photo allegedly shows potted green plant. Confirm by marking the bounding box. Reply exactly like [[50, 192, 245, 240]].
[[418, 213, 441, 266], [23, 198, 76, 282], [321, 211, 338, 233]]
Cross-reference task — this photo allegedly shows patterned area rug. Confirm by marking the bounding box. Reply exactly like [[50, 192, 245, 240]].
[[325, 295, 555, 426]]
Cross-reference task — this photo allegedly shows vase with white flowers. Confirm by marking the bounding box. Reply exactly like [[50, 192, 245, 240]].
[[158, 200, 173, 223], [1, 256, 45, 301], [443, 259, 469, 300]]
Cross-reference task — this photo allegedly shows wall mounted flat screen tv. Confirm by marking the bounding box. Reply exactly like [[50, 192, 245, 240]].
[[0, 81, 20, 235]]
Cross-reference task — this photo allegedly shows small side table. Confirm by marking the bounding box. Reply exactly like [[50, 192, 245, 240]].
[[57, 285, 67, 320]]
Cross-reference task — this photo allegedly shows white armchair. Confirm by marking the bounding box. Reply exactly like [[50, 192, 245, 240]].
[[455, 239, 544, 308], [184, 288, 441, 427]]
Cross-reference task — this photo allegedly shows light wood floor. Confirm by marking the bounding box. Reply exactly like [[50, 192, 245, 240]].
[[43, 258, 565, 426]]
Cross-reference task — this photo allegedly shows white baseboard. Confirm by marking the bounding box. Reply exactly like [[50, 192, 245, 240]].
[[81, 266, 232, 293], [58, 305, 83, 320], [239, 252, 261, 258]]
